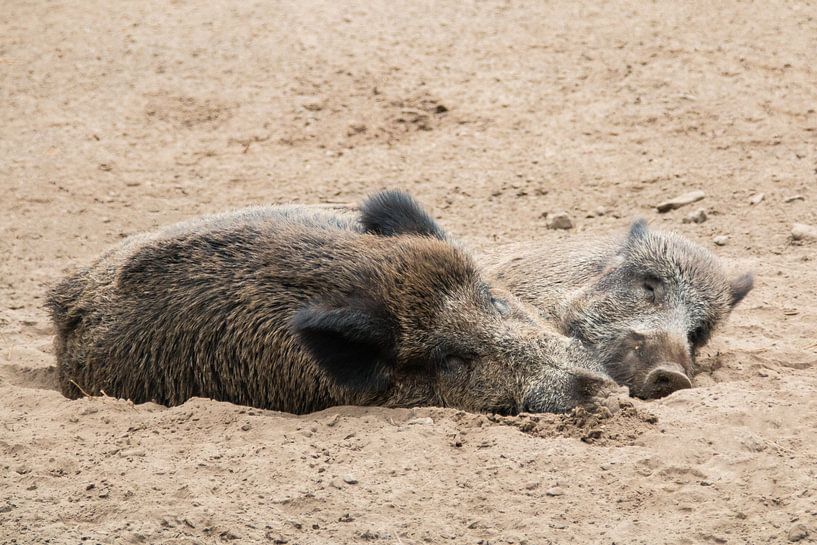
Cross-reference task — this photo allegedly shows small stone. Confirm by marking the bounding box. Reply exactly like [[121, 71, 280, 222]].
[[792, 223, 817, 241], [329, 478, 344, 489], [546, 212, 573, 230], [302, 98, 324, 111], [784, 195, 805, 203], [98, 488, 110, 498], [713, 235, 729, 246], [407, 417, 433, 426], [682, 208, 707, 224], [119, 449, 146, 458], [240, 423, 251, 431], [347, 122, 367, 136], [342, 474, 358, 485], [656, 190, 705, 213], [594, 206, 607, 216], [749, 193, 765, 205], [545, 487, 565, 497], [788, 523, 809, 542]]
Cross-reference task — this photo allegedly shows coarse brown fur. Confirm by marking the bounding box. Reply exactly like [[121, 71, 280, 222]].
[[47, 193, 609, 414]]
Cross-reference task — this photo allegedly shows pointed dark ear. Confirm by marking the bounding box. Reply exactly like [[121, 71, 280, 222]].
[[359, 190, 447, 240], [292, 298, 396, 393], [627, 218, 649, 242], [729, 272, 754, 308]]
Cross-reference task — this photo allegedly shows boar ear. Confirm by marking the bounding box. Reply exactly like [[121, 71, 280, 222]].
[[360, 190, 447, 240], [627, 218, 649, 242], [292, 299, 396, 393], [729, 272, 754, 308]]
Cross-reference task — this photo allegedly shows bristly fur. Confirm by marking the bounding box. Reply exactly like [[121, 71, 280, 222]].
[[481, 218, 754, 398], [46, 191, 609, 415], [359, 190, 447, 240]]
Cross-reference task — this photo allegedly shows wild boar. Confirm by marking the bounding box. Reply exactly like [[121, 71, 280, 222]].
[[480, 219, 753, 398], [47, 191, 611, 414]]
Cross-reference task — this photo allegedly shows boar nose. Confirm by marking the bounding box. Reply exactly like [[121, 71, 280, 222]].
[[642, 363, 692, 399]]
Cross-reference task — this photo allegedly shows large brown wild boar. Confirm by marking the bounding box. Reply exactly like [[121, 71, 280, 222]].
[[47, 191, 611, 414]]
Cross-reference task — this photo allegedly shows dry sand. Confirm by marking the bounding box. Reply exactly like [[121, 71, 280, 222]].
[[2, 1, 816, 543]]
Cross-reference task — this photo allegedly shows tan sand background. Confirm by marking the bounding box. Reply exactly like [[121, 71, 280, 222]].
[[1, 1, 816, 543]]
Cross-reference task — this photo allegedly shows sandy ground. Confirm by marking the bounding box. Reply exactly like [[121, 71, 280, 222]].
[[2, 1, 817, 543]]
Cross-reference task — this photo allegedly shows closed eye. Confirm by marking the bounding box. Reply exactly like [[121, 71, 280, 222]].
[[642, 276, 661, 303], [490, 296, 510, 316], [443, 354, 473, 372]]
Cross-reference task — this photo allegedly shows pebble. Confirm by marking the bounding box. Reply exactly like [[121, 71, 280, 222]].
[[545, 487, 565, 497], [119, 449, 146, 458], [326, 414, 340, 427], [301, 98, 324, 111], [406, 417, 434, 426], [791, 223, 817, 241], [713, 235, 729, 246], [240, 423, 251, 431], [546, 212, 573, 230], [342, 474, 358, 485], [656, 190, 705, 213], [788, 523, 809, 542], [749, 193, 765, 205], [682, 208, 707, 224], [784, 195, 805, 203], [347, 122, 367, 136]]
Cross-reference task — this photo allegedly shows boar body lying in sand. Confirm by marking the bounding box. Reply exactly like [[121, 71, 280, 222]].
[[481, 220, 753, 399], [47, 191, 610, 415]]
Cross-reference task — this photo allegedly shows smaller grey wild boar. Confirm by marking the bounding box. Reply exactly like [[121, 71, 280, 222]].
[[481, 220, 753, 399], [47, 191, 611, 415]]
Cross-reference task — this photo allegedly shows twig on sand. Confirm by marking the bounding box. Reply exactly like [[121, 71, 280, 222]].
[[391, 529, 404, 545], [68, 379, 92, 398]]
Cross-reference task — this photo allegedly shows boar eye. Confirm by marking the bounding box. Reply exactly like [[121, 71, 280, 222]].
[[490, 297, 510, 316], [642, 276, 661, 303], [443, 354, 472, 372], [688, 326, 710, 348]]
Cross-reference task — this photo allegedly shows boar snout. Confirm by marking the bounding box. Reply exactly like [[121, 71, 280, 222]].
[[608, 329, 693, 399], [641, 363, 692, 399], [521, 367, 616, 414]]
